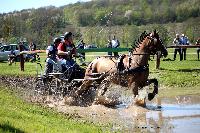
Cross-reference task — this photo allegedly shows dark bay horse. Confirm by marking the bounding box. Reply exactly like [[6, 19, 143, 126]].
[[76, 30, 168, 106]]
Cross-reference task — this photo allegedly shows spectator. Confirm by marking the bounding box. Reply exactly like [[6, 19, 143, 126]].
[[173, 34, 182, 61], [29, 42, 37, 61], [107, 39, 112, 56], [180, 34, 189, 60], [111, 35, 120, 57], [196, 38, 200, 60], [29, 42, 36, 51], [8, 49, 16, 65], [77, 40, 86, 65], [77, 40, 85, 61]]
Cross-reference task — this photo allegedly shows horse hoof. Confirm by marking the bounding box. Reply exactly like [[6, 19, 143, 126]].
[[135, 99, 146, 107], [148, 93, 155, 101], [64, 96, 76, 105]]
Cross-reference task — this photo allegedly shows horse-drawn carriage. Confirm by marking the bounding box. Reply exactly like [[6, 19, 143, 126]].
[[34, 30, 168, 107]]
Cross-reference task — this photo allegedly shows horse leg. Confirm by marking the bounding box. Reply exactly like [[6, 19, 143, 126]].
[[96, 77, 110, 96], [147, 78, 158, 101], [94, 78, 121, 106], [131, 82, 146, 107], [75, 80, 93, 95]]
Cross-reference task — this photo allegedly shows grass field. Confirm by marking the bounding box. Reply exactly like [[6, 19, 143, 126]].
[[0, 87, 102, 133], [1, 48, 200, 87]]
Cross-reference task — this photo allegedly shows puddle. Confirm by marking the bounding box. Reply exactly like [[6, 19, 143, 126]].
[[143, 95, 200, 133], [31, 82, 200, 132], [47, 94, 199, 132]]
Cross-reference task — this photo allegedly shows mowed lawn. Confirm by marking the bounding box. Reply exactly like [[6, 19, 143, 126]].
[[0, 48, 200, 87], [150, 48, 200, 87]]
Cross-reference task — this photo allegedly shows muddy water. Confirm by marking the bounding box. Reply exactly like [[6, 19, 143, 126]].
[[145, 95, 200, 133], [37, 83, 200, 132], [46, 94, 200, 132]]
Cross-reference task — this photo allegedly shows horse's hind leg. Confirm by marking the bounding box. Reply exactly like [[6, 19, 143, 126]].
[[147, 78, 158, 101], [94, 78, 120, 106], [96, 79, 110, 96], [75, 80, 93, 95]]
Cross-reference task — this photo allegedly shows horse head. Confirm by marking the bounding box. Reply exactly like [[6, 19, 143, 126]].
[[132, 30, 168, 57], [147, 30, 168, 57]]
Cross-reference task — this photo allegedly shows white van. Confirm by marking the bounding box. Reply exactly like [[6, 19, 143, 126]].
[[0, 44, 20, 61]]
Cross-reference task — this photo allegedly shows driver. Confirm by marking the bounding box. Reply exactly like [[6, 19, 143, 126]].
[[57, 32, 79, 77]]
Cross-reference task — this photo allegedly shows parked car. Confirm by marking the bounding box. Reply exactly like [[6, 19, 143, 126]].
[[0, 44, 28, 61], [85, 44, 98, 49], [0, 44, 19, 61]]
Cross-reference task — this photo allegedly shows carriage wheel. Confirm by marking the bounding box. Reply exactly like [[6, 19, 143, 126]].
[[34, 77, 49, 97], [49, 77, 59, 95], [44, 63, 53, 75]]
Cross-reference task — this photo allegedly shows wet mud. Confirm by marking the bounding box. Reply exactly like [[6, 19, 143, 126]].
[[0, 76, 200, 132], [43, 94, 200, 132]]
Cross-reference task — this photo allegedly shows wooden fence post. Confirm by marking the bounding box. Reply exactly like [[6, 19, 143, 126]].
[[19, 43, 24, 71]]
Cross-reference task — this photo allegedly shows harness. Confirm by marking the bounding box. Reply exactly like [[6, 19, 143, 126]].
[[119, 65, 149, 74], [115, 53, 149, 75]]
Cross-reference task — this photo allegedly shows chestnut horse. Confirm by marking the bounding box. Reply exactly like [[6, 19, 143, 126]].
[[76, 30, 168, 106]]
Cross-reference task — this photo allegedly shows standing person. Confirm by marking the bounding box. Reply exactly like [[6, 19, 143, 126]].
[[29, 42, 36, 51], [44, 37, 61, 75], [77, 40, 86, 64], [180, 34, 189, 60], [196, 37, 200, 60], [29, 42, 37, 62], [111, 35, 120, 57], [173, 34, 182, 61], [107, 39, 112, 56], [8, 49, 16, 65]]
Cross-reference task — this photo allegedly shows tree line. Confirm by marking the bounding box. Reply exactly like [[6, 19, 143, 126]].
[[0, 0, 199, 48]]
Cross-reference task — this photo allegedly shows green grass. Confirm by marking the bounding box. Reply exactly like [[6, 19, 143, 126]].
[[148, 48, 200, 87], [1, 49, 200, 87], [0, 52, 108, 76], [158, 86, 200, 98], [0, 87, 102, 133]]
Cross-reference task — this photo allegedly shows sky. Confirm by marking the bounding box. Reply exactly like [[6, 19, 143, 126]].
[[0, 0, 91, 13]]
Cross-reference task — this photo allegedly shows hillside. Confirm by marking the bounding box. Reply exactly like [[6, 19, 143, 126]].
[[0, 0, 199, 48]]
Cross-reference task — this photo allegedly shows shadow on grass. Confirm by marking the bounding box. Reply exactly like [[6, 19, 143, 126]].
[[0, 123, 24, 133], [162, 58, 200, 61], [0, 61, 8, 63], [160, 68, 200, 73]]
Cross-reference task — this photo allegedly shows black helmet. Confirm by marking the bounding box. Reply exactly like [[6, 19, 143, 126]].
[[64, 32, 73, 40], [53, 37, 62, 44]]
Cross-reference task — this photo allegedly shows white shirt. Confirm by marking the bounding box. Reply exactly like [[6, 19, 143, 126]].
[[173, 38, 181, 46], [111, 39, 119, 48]]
